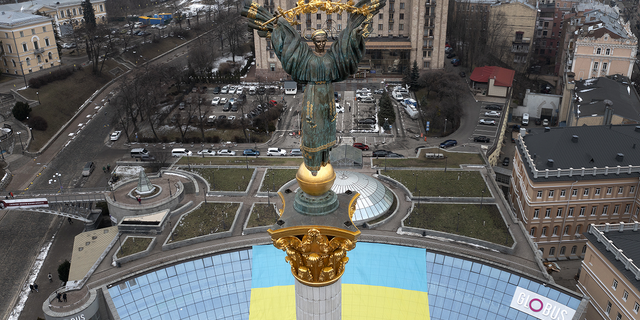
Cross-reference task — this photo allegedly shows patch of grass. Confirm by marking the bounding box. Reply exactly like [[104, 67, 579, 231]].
[[169, 202, 239, 242], [261, 169, 298, 192], [116, 237, 153, 258], [20, 62, 119, 151], [382, 170, 487, 197], [178, 156, 303, 167], [366, 193, 397, 225], [246, 203, 280, 228], [373, 148, 484, 168], [405, 204, 513, 246], [190, 168, 254, 191]]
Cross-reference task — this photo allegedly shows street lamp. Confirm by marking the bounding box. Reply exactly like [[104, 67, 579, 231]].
[[36, 92, 40, 103]]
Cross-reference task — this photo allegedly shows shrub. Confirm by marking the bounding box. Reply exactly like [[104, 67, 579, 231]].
[[28, 67, 75, 89], [12, 102, 31, 121], [27, 115, 48, 131]]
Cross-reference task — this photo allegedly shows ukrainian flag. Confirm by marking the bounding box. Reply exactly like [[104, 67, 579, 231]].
[[250, 242, 430, 319]]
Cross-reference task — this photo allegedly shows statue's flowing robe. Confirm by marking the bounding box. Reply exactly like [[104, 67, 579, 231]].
[[271, 18, 366, 174]]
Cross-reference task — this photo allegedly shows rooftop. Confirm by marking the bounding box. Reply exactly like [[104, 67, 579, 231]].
[[578, 10, 634, 40], [585, 223, 640, 291], [516, 124, 640, 182], [470, 66, 515, 87], [573, 76, 640, 122], [0, 0, 86, 14], [0, 11, 51, 27]]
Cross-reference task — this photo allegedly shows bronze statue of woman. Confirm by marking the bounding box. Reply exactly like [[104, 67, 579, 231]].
[[242, 0, 384, 176]]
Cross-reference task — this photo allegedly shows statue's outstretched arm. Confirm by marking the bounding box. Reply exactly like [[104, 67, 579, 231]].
[[241, 0, 277, 38]]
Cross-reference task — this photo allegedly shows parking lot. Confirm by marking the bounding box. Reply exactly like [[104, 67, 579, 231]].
[[469, 103, 505, 147]]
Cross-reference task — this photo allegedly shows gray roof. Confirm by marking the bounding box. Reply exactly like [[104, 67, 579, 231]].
[[0, 0, 84, 13], [573, 76, 640, 123], [0, 11, 51, 27], [283, 81, 296, 89], [579, 10, 631, 39], [517, 124, 640, 182], [584, 227, 640, 292]]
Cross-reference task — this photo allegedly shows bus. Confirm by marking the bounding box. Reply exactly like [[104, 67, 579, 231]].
[[0, 198, 49, 209]]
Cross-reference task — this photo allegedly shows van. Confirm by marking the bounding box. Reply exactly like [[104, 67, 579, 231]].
[[131, 148, 150, 158], [522, 113, 530, 126], [248, 86, 256, 95], [171, 148, 192, 157], [82, 161, 95, 177]]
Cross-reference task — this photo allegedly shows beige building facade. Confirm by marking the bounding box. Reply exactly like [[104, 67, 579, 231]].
[[252, 0, 448, 81], [580, 223, 640, 320], [0, 12, 60, 76], [489, 0, 537, 73], [510, 125, 640, 261]]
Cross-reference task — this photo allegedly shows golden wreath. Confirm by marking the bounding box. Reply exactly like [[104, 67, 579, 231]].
[[257, 0, 379, 28]]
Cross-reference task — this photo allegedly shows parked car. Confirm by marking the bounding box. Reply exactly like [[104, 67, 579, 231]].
[[178, 102, 185, 110], [474, 136, 490, 143], [502, 157, 510, 166], [446, 52, 456, 59], [212, 87, 221, 94], [542, 119, 550, 126], [110, 130, 121, 141], [243, 149, 260, 156], [352, 143, 369, 151], [290, 148, 303, 156], [218, 115, 227, 120], [197, 149, 216, 156], [451, 58, 461, 66], [439, 140, 457, 148], [221, 85, 229, 94], [358, 118, 376, 125], [220, 97, 228, 104], [228, 115, 236, 121], [459, 71, 466, 77], [228, 86, 236, 94], [222, 102, 232, 111], [257, 87, 266, 95], [236, 87, 243, 95], [479, 119, 496, 125], [211, 97, 220, 105], [217, 149, 236, 156], [82, 161, 95, 177], [336, 103, 344, 113], [374, 89, 385, 94], [484, 111, 501, 118], [171, 148, 192, 157], [267, 148, 286, 156], [207, 115, 216, 124], [372, 150, 392, 157], [484, 104, 502, 111]]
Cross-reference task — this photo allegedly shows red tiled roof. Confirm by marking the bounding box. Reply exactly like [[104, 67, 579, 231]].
[[470, 66, 515, 87]]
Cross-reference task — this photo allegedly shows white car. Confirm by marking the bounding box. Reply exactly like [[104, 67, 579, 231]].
[[267, 148, 286, 156], [228, 86, 236, 94], [484, 111, 501, 118], [217, 149, 236, 156], [220, 97, 228, 104], [211, 97, 220, 105], [197, 149, 216, 156], [110, 130, 122, 141], [228, 116, 236, 121], [336, 103, 344, 113], [479, 119, 496, 125], [221, 85, 229, 94], [236, 87, 243, 94]]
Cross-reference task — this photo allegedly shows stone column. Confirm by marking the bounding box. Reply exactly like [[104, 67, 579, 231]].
[[295, 277, 341, 320]]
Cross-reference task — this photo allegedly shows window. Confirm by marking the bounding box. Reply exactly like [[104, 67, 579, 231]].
[[269, 51, 274, 58], [296, 24, 301, 31], [400, 2, 405, 9], [19, 31, 24, 37], [388, 24, 393, 30], [73, 8, 76, 15], [4, 32, 7, 38], [625, 204, 630, 213], [399, 13, 404, 20], [378, 24, 383, 30], [399, 24, 403, 30], [559, 246, 566, 255], [572, 189, 578, 196], [22, 43, 27, 52], [568, 207, 574, 217], [543, 30, 548, 37], [630, 186, 635, 193], [61, 11, 64, 18], [579, 207, 585, 216], [595, 188, 600, 195], [603, 63, 608, 71], [316, 24, 321, 29], [560, 189, 566, 197], [11, 59, 15, 67], [530, 227, 536, 236], [42, 26, 46, 32], [549, 247, 555, 256], [603, 205, 608, 215], [545, 208, 551, 218], [316, 13, 321, 19], [48, 52, 52, 60], [31, 28, 35, 35], [269, 63, 275, 71], [549, 190, 555, 197], [616, 313, 621, 320], [537, 191, 543, 198], [379, 13, 383, 19], [593, 61, 599, 71], [423, 61, 430, 68], [557, 208, 562, 217], [533, 209, 539, 219], [584, 188, 589, 196], [575, 225, 582, 235], [607, 187, 612, 195], [37, 55, 41, 63], [606, 301, 612, 315], [33, 41, 38, 49], [591, 206, 597, 215], [45, 38, 50, 46], [539, 247, 544, 254], [571, 246, 577, 255], [6, 44, 11, 53], [614, 205, 619, 214], [606, 48, 610, 55], [541, 227, 547, 236], [423, 51, 427, 58], [99, 4, 103, 11], [552, 226, 558, 236], [613, 279, 618, 290], [634, 302, 639, 313], [582, 245, 587, 254], [596, 48, 601, 54], [427, 51, 431, 57], [619, 186, 624, 194], [544, 22, 549, 27], [623, 290, 628, 301], [25, 58, 30, 66], [563, 225, 570, 235]]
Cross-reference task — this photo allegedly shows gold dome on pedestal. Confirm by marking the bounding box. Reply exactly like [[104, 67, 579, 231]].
[[296, 163, 336, 196]]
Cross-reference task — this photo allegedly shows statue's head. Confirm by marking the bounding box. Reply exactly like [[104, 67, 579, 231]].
[[312, 29, 327, 53]]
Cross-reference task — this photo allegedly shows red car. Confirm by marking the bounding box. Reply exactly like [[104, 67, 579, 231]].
[[353, 143, 369, 151]]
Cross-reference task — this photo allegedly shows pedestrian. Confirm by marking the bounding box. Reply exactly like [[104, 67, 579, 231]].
[[34, 283, 38, 292], [10, 192, 13, 198], [102, 166, 106, 173], [68, 217, 73, 224], [48, 273, 52, 283], [137, 196, 141, 205], [63, 293, 67, 302], [30, 284, 34, 292], [56, 292, 62, 302], [107, 164, 111, 171]]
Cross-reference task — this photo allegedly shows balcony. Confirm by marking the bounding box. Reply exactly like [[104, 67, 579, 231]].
[[513, 38, 531, 44], [34, 48, 44, 54]]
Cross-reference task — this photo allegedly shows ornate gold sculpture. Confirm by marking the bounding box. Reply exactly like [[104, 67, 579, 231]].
[[274, 228, 356, 286], [256, 0, 381, 28]]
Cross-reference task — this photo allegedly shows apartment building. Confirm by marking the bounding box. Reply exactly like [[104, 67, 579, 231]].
[[488, 0, 537, 73], [0, 11, 60, 76], [510, 125, 640, 260], [580, 223, 640, 320], [252, 0, 448, 81]]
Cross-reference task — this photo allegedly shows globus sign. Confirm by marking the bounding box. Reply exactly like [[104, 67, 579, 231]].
[[509, 286, 576, 320]]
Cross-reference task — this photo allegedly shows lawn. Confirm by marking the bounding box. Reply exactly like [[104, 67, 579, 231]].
[[405, 204, 513, 246], [246, 203, 280, 228], [190, 168, 254, 191], [19, 61, 119, 151], [260, 169, 298, 192], [382, 170, 487, 197], [169, 202, 239, 243], [372, 148, 484, 168], [178, 156, 303, 167], [116, 237, 153, 259]]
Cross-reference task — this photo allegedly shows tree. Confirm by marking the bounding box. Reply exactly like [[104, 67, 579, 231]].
[[410, 60, 420, 90], [377, 93, 396, 130], [82, 0, 97, 31], [58, 260, 70, 283], [12, 102, 31, 121]]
